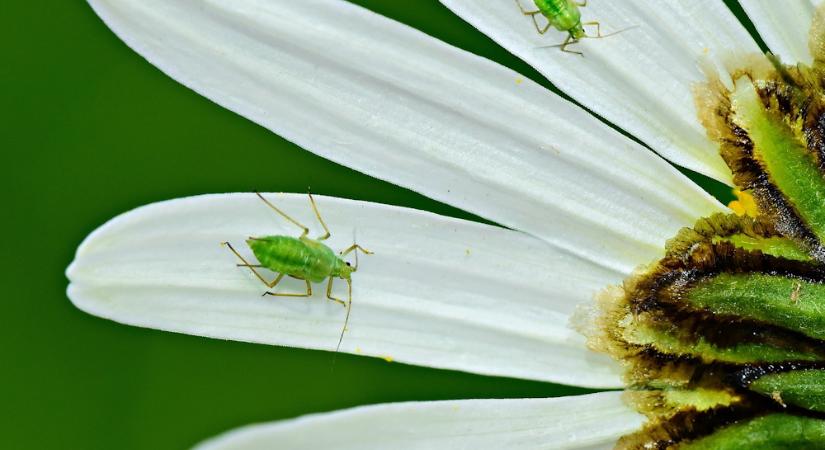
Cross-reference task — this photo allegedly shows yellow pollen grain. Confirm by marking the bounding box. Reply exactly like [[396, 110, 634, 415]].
[[382, 355, 394, 363], [515, 77, 524, 85], [728, 189, 759, 217]]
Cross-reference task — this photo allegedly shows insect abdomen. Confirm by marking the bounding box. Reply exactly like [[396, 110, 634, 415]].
[[534, 0, 581, 32], [535, 0, 565, 15], [247, 235, 334, 283]]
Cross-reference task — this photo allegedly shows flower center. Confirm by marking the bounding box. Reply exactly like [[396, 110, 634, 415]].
[[583, 9, 825, 448]]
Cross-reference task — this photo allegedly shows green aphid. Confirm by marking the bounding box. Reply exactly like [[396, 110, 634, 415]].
[[222, 192, 372, 352], [514, 0, 601, 55]]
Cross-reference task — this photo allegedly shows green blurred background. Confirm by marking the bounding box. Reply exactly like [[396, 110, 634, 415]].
[[2, 1, 755, 449]]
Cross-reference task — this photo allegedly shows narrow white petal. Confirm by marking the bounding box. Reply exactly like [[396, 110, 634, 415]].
[[89, 0, 726, 274], [440, 0, 759, 183], [195, 392, 644, 450], [740, 0, 823, 64], [67, 193, 626, 387]]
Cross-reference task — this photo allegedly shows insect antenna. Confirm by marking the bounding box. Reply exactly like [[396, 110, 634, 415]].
[[333, 230, 361, 367], [535, 25, 638, 52], [332, 229, 372, 367], [254, 190, 310, 237], [584, 24, 638, 40], [353, 228, 360, 271], [335, 279, 353, 355], [331, 279, 352, 371]]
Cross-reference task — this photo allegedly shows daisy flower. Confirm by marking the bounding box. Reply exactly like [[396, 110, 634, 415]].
[[67, 0, 825, 448]]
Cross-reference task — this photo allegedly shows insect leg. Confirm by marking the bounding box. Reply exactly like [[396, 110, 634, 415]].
[[582, 21, 602, 38], [223, 242, 286, 288], [255, 191, 310, 237], [307, 193, 331, 241], [325, 277, 347, 307], [513, 0, 541, 16], [559, 35, 583, 56], [340, 244, 374, 270], [576, 0, 587, 7], [264, 279, 312, 298], [513, 0, 552, 35], [340, 244, 373, 256], [533, 17, 552, 34]]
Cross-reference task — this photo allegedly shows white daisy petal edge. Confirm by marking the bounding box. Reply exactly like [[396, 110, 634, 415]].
[[67, 193, 627, 387], [740, 0, 823, 64], [439, 0, 759, 184], [88, 0, 727, 275], [194, 392, 643, 450]]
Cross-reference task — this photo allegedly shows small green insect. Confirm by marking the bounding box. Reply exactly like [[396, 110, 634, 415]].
[[515, 0, 603, 55], [222, 192, 372, 352]]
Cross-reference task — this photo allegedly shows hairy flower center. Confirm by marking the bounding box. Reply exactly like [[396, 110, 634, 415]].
[[581, 7, 825, 449]]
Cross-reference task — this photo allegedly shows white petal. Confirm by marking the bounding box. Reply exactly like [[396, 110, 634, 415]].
[[740, 0, 823, 64], [67, 193, 626, 387], [440, 0, 759, 184], [195, 392, 644, 450], [88, 0, 726, 274]]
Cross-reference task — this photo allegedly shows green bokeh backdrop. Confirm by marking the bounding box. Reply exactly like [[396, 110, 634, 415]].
[[2, 1, 754, 449]]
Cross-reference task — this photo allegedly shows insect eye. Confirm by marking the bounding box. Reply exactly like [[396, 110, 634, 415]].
[[345, 262, 351, 266]]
